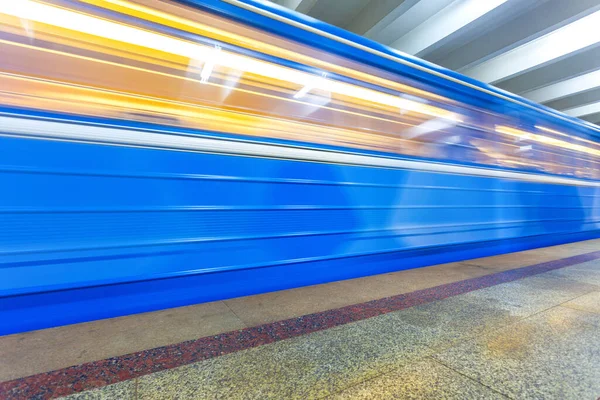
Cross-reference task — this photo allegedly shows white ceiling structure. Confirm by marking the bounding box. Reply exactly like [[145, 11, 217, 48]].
[[268, 0, 600, 126]]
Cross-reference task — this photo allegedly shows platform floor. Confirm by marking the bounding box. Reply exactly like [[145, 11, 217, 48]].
[[1, 239, 600, 399]]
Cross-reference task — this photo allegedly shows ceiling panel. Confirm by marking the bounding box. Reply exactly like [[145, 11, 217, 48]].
[[268, 0, 600, 127]]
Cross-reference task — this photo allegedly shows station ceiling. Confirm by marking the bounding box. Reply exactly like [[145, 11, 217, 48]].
[[267, 0, 600, 127]]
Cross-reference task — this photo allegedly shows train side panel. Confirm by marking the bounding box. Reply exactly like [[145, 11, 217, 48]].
[[1, 133, 598, 334]]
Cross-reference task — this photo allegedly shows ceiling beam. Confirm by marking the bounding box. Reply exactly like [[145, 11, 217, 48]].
[[361, 0, 453, 45], [544, 87, 600, 112], [523, 69, 600, 104], [462, 9, 600, 83], [272, 0, 317, 13], [563, 101, 600, 118], [344, 0, 410, 36], [391, 0, 507, 56], [296, 0, 318, 14], [496, 45, 600, 95], [582, 112, 600, 124], [435, 0, 599, 71]]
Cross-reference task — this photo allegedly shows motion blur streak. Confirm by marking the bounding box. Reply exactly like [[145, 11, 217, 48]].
[[0, 0, 599, 335], [0, 1, 457, 120], [0, 0, 598, 176], [495, 126, 600, 158], [80, 0, 448, 101]]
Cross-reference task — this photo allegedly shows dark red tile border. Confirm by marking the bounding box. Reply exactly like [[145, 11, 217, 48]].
[[2, 250, 600, 399]]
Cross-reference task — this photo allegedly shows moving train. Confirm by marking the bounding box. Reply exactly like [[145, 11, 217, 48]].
[[1, 0, 599, 334]]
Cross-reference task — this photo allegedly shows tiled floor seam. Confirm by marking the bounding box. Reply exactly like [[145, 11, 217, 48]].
[[530, 288, 600, 320], [466, 287, 600, 340], [411, 286, 600, 356], [559, 303, 600, 315], [222, 301, 250, 329], [493, 281, 600, 325], [557, 288, 600, 304], [556, 289, 600, 315], [318, 353, 512, 400], [3, 249, 600, 400], [424, 356, 513, 399], [542, 273, 600, 290], [318, 321, 512, 399], [318, 355, 432, 400], [459, 262, 497, 270]]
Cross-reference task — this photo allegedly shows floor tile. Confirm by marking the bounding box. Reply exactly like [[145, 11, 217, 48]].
[[562, 291, 600, 314], [372, 272, 596, 354], [458, 273, 598, 318], [464, 243, 597, 271], [379, 293, 522, 351], [560, 239, 600, 251], [136, 316, 434, 399], [546, 259, 600, 286], [223, 280, 377, 328], [527, 243, 598, 257], [433, 307, 600, 400], [463, 252, 557, 271], [59, 380, 136, 400], [0, 301, 245, 381], [224, 262, 488, 327], [358, 262, 491, 299], [330, 358, 506, 400]]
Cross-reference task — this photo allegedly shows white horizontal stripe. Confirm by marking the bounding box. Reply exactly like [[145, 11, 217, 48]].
[[1, 115, 598, 187]]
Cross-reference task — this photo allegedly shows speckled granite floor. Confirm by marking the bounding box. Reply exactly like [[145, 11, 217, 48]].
[[2, 240, 600, 399]]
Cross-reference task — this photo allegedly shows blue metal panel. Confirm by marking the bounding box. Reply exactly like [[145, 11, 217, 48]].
[[1, 134, 598, 334], [3, 228, 598, 335]]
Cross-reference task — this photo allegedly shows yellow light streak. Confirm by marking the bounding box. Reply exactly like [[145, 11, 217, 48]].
[[0, 39, 422, 130], [495, 125, 600, 158], [0, 1, 459, 121], [78, 0, 449, 103], [0, 73, 425, 154], [474, 134, 600, 167], [535, 125, 600, 148]]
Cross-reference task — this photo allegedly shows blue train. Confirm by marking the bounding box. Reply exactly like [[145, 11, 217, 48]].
[[1, 0, 599, 335]]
